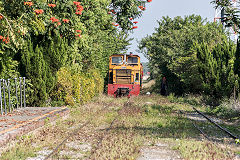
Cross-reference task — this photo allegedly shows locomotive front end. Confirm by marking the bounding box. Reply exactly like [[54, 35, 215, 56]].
[[108, 54, 143, 97]]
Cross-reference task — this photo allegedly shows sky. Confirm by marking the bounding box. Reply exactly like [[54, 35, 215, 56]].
[[128, 0, 215, 62]]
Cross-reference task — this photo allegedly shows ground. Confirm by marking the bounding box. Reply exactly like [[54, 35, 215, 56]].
[[0, 91, 239, 159]]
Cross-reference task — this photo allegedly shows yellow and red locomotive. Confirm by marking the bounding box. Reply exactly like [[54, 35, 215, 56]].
[[108, 53, 143, 97]]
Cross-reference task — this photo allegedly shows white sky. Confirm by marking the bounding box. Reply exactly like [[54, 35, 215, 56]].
[[128, 0, 215, 62]]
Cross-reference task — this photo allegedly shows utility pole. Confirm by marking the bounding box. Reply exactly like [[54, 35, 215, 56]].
[[214, 0, 238, 42]]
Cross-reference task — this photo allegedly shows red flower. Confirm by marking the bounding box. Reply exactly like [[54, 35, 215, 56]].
[[147, 0, 152, 2], [48, 4, 56, 8], [34, 9, 44, 15], [75, 11, 82, 15], [129, 17, 133, 20], [24, 1, 33, 7], [76, 30, 82, 33], [110, 10, 116, 14], [57, 22, 61, 26], [0, 15, 3, 20], [133, 21, 138, 24], [108, 12, 111, 14], [75, 34, 82, 38], [0, 35, 3, 40], [2, 37, 9, 44], [76, 5, 83, 11], [50, 17, 59, 22], [62, 19, 70, 23], [138, 6, 146, 11], [132, 26, 138, 29], [73, 1, 81, 6]]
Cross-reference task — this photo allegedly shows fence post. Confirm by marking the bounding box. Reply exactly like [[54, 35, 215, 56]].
[[15, 78, 18, 109], [3, 79, 7, 114], [23, 77, 26, 108], [0, 79, 2, 115], [20, 77, 22, 108], [7, 79, 12, 112]]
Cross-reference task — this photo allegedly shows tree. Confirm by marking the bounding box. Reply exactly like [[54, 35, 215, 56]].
[[139, 15, 229, 95], [196, 41, 238, 99], [0, 0, 152, 106]]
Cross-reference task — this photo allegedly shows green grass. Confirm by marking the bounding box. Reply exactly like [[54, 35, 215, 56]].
[[0, 94, 239, 159], [173, 140, 235, 160]]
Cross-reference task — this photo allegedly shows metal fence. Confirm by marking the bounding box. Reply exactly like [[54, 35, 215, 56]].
[[0, 77, 26, 115]]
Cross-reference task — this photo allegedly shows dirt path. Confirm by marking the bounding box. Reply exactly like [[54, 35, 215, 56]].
[[137, 143, 182, 160]]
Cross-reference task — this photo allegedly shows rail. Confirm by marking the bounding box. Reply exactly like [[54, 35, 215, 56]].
[[192, 107, 239, 140]]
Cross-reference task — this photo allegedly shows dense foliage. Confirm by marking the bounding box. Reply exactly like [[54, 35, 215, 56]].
[[139, 15, 238, 99], [0, 0, 152, 106]]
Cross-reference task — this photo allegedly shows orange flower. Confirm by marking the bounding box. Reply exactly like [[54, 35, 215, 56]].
[[57, 22, 61, 26], [76, 30, 82, 33], [76, 5, 84, 11], [73, 1, 81, 6], [0, 35, 3, 40], [138, 6, 146, 11], [0, 15, 3, 20], [24, 1, 33, 7], [2, 37, 9, 44], [62, 19, 70, 23], [50, 17, 59, 22], [75, 34, 82, 38], [34, 9, 44, 15], [75, 11, 82, 15], [48, 4, 56, 8]]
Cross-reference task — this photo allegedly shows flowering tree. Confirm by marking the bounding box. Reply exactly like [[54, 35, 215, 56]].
[[0, 0, 152, 105]]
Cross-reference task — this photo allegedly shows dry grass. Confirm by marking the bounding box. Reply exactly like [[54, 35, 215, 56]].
[[1, 94, 239, 160]]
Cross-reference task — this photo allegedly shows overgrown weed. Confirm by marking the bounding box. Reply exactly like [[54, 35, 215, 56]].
[[1, 94, 239, 160]]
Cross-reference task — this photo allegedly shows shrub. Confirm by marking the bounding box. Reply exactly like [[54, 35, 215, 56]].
[[206, 98, 240, 119], [54, 67, 104, 106]]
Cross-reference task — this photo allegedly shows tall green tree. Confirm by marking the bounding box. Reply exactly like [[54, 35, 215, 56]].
[[0, 0, 152, 106], [139, 15, 228, 95], [196, 41, 238, 99]]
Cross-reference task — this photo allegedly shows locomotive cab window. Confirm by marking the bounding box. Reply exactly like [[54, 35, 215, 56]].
[[109, 71, 113, 84], [135, 73, 139, 81], [127, 57, 138, 64], [112, 57, 122, 64]]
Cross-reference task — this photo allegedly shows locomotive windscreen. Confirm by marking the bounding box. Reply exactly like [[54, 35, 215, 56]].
[[116, 69, 131, 84], [127, 57, 138, 64], [112, 57, 122, 64]]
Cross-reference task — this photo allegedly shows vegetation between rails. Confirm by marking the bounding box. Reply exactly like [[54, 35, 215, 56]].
[[1, 94, 239, 160]]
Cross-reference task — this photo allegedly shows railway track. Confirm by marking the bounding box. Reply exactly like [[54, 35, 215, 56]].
[[44, 100, 131, 160], [181, 107, 240, 143]]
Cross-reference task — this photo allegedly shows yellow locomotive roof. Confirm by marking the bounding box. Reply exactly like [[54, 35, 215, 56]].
[[109, 54, 140, 57]]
